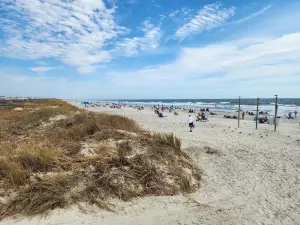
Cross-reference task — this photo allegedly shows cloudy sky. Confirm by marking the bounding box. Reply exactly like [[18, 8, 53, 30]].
[[1, 0, 300, 99]]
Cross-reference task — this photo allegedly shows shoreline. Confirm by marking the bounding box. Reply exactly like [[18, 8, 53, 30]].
[[71, 99, 300, 117]]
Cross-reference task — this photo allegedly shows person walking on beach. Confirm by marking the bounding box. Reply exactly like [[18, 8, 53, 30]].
[[295, 110, 298, 118], [188, 115, 194, 132], [242, 111, 245, 120]]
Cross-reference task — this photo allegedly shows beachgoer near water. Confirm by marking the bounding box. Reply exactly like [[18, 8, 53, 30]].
[[188, 115, 194, 132], [242, 111, 245, 120], [295, 111, 298, 118]]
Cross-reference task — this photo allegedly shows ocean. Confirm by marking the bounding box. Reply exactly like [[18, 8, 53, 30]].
[[90, 98, 300, 117]]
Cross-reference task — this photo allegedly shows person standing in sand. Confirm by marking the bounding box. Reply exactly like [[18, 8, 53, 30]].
[[242, 111, 245, 120], [188, 115, 194, 132], [295, 111, 298, 118]]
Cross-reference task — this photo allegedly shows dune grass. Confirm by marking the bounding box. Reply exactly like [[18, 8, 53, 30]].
[[1, 174, 76, 218], [0, 159, 30, 186], [0, 99, 201, 220]]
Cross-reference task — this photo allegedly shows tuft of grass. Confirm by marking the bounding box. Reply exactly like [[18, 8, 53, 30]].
[[140, 132, 182, 157], [49, 113, 141, 143], [3, 107, 76, 138], [116, 141, 132, 165], [152, 133, 181, 149], [0, 174, 76, 218], [9, 108, 71, 134], [15, 141, 65, 172], [0, 159, 30, 186]]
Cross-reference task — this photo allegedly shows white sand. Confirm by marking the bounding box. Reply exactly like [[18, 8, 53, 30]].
[[3, 106, 300, 225]]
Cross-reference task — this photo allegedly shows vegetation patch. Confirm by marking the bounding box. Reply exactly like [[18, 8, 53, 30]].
[[0, 99, 201, 220]]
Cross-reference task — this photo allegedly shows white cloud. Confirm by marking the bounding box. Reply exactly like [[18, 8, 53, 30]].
[[175, 3, 235, 41], [182, 7, 193, 16], [76, 65, 97, 74], [1, 0, 169, 73], [152, 0, 161, 8], [116, 19, 162, 56], [2, 32, 300, 98], [169, 10, 180, 18], [105, 32, 300, 97], [29, 67, 57, 72], [0, 0, 125, 73], [234, 4, 272, 24]]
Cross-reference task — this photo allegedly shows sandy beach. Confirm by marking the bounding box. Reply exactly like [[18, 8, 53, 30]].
[[3, 105, 300, 225]]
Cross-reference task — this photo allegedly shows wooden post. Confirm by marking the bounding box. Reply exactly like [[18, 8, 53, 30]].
[[274, 95, 278, 131], [256, 98, 259, 130], [238, 96, 241, 128]]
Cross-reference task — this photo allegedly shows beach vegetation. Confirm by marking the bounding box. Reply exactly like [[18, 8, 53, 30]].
[[0, 99, 201, 220]]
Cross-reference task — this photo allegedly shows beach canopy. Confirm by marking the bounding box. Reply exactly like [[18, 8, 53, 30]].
[[81, 101, 89, 105]]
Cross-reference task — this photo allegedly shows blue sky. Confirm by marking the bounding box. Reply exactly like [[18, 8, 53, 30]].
[[1, 0, 300, 99]]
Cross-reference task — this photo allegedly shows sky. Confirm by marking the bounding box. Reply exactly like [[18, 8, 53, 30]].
[[1, 0, 300, 99]]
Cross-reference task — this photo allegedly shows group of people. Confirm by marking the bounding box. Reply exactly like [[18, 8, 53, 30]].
[[253, 115, 269, 123], [188, 111, 209, 132], [154, 108, 164, 117], [196, 111, 208, 122], [154, 104, 180, 117], [153, 104, 179, 112], [200, 108, 210, 112]]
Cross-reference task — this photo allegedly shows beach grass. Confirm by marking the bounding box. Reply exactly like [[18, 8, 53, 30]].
[[0, 99, 201, 220]]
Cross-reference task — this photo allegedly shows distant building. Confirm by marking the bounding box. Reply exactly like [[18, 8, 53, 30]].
[[0, 96, 34, 100]]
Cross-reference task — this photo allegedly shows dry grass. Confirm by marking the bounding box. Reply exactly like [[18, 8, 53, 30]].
[[0, 99, 78, 139], [0, 99, 201, 220], [0, 159, 30, 186], [152, 133, 182, 154], [0, 174, 76, 218], [15, 141, 65, 172]]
